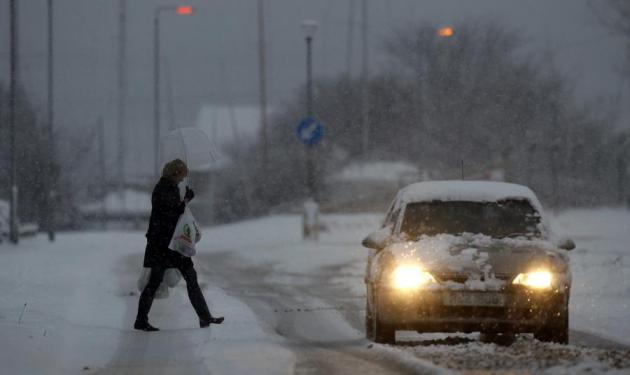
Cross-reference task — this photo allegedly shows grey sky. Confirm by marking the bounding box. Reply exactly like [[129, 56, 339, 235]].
[[0, 0, 627, 175]]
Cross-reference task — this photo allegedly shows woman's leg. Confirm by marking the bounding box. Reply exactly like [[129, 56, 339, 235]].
[[178, 263, 212, 322], [135, 266, 166, 325]]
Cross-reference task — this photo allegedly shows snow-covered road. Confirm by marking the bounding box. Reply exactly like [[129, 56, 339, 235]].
[[1, 208, 629, 374]]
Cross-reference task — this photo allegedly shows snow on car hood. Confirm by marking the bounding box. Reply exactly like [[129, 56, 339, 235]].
[[377, 233, 567, 291]]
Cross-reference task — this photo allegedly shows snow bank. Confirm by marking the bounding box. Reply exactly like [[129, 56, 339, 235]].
[[369, 344, 457, 375], [401, 335, 630, 374]]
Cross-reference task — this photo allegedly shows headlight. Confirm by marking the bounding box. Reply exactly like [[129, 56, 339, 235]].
[[512, 270, 553, 289], [391, 265, 436, 289]]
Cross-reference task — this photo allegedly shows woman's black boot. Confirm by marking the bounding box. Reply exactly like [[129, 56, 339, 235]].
[[134, 321, 160, 332], [200, 317, 224, 328]]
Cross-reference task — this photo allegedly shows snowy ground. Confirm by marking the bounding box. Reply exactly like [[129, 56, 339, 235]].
[[0, 208, 629, 374], [0, 232, 294, 374]]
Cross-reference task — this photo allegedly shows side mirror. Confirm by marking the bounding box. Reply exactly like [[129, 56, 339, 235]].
[[362, 227, 391, 251], [361, 235, 382, 250], [557, 237, 576, 251]]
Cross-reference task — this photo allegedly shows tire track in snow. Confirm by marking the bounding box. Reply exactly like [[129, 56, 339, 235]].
[[198, 251, 434, 375]]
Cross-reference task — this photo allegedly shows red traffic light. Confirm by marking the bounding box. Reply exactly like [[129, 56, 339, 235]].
[[438, 27, 454, 37], [176, 6, 193, 15]]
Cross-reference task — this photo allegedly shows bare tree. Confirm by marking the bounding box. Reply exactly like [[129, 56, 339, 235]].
[[222, 17, 620, 216], [0, 84, 53, 224], [592, 0, 630, 76]]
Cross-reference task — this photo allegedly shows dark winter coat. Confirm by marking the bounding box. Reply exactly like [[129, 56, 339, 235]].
[[143, 177, 191, 268]]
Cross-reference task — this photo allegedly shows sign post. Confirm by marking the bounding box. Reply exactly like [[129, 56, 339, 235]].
[[296, 116, 323, 240]]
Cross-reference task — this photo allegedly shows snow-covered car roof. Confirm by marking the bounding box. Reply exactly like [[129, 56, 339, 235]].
[[395, 180, 544, 214]]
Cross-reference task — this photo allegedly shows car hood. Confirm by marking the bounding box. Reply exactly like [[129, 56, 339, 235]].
[[384, 233, 567, 277]]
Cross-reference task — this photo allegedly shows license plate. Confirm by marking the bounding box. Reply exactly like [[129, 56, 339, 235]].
[[443, 292, 506, 307]]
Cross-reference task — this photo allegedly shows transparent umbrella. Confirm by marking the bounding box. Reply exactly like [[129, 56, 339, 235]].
[[160, 127, 224, 192], [160, 127, 220, 171]]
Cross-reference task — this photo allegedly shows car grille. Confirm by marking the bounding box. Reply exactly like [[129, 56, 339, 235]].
[[435, 272, 514, 284]]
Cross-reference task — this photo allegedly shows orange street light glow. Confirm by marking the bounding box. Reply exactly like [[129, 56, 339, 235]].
[[176, 6, 193, 15], [438, 27, 454, 37]]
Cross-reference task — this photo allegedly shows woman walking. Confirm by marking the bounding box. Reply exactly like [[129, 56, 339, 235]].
[[134, 159, 224, 332]]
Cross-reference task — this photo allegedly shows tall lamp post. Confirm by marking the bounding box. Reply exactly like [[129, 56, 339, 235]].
[[301, 19, 318, 199], [46, 0, 56, 241], [360, 0, 369, 155], [9, 0, 19, 244], [153, 5, 193, 177], [117, 0, 127, 206], [257, 0, 269, 172]]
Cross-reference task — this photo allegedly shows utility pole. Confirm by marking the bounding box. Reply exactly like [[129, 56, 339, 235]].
[[9, 0, 19, 244], [118, 0, 127, 199], [343, 0, 355, 163], [360, 0, 369, 155], [346, 0, 355, 77], [46, 0, 56, 241], [98, 116, 107, 229], [257, 0, 269, 172], [153, 12, 161, 178]]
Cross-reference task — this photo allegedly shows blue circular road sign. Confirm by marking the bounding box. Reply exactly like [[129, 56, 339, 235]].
[[296, 117, 323, 146]]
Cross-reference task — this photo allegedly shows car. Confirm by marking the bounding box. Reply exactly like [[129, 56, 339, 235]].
[[362, 181, 575, 344]]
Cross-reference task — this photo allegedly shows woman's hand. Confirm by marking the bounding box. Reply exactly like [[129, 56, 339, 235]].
[[184, 186, 195, 203]]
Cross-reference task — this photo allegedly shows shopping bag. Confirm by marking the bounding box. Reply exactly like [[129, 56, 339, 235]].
[[155, 281, 169, 299], [164, 268, 182, 287], [137, 267, 171, 299], [168, 206, 201, 257]]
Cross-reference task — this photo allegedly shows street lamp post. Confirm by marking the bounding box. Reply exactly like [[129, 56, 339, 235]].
[[118, 0, 127, 207], [360, 0, 369, 155], [46, 0, 56, 242], [9, 0, 19, 244], [257, 0, 269, 172], [153, 5, 192, 178]]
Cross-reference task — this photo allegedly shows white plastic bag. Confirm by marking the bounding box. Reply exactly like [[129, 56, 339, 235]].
[[155, 281, 169, 299], [137, 268, 173, 299], [168, 206, 201, 257], [164, 268, 182, 287]]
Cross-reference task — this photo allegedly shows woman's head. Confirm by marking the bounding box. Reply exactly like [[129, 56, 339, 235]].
[[162, 159, 188, 182]]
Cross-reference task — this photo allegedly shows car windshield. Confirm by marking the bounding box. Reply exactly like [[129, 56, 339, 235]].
[[400, 200, 541, 239]]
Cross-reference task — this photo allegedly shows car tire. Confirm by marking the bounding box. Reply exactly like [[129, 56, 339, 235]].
[[534, 296, 569, 344], [372, 292, 395, 344]]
